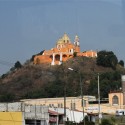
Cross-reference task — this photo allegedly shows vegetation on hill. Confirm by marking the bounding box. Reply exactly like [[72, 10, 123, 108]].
[[0, 50, 125, 102], [97, 50, 124, 69]]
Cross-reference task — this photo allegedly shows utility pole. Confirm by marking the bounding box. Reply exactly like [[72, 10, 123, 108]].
[[64, 81, 66, 124], [98, 73, 101, 124], [80, 74, 85, 125], [64, 72, 67, 125], [68, 68, 85, 125]]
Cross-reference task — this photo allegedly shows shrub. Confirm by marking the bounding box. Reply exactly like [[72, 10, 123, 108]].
[[101, 118, 113, 125]]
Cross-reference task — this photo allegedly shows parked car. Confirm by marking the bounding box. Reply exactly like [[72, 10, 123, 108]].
[[116, 109, 125, 116]]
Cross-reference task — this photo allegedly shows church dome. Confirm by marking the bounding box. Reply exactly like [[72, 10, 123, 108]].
[[56, 38, 64, 45], [62, 33, 70, 43], [56, 33, 71, 45]]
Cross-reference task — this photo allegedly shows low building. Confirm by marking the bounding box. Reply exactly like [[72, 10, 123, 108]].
[[21, 96, 88, 113], [0, 102, 49, 125], [49, 109, 63, 125], [49, 108, 87, 123], [21, 93, 124, 115], [108, 75, 125, 114], [21, 96, 108, 114]]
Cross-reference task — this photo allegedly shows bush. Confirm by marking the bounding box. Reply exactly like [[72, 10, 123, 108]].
[[78, 116, 95, 125], [14, 61, 22, 69], [0, 93, 15, 102], [101, 118, 113, 125], [96, 50, 118, 69], [65, 121, 76, 125], [78, 121, 95, 125], [119, 60, 124, 67]]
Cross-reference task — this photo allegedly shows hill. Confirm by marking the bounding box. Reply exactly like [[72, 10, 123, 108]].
[[0, 56, 125, 102]]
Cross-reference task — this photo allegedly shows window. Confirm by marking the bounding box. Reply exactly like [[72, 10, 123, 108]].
[[55, 54, 60, 61], [25, 120, 41, 125], [70, 102, 76, 110], [58, 103, 63, 108], [49, 104, 54, 107], [112, 95, 119, 105]]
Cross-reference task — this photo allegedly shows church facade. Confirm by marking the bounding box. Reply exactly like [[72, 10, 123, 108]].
[[34, 33, 97, 65]]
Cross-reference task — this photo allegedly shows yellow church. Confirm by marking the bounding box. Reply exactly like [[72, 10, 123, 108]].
[[34, 33, 97, 65]]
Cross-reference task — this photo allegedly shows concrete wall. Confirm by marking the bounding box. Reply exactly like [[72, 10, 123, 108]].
[[0, 102, 49, 125], [22, 97, 86, 112], [0, 102, 24, 112], [22, 95, 125, 115], [24, 104, 49, 120]]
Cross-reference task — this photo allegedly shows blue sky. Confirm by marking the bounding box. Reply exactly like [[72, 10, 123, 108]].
[[0, 0, 125, 75]]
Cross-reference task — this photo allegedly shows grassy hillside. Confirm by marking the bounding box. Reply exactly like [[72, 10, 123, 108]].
[[0, 56, 125, 102]]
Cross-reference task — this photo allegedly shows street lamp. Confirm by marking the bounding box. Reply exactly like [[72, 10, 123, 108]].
[[64, 73, 67, 125], [98, 73, 102, 124], [61, 65, 69, 124], [119, 87, 122, 109], [68, 68, 85, 125]]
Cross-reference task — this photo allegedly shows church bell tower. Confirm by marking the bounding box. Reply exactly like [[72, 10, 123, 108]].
[[74, 35, 80, 52]]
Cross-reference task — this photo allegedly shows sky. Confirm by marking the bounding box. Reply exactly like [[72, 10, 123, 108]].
[[0, 0, 125, 75]]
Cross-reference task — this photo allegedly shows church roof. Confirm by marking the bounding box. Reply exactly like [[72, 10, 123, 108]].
[[56, 33, 71, 45]]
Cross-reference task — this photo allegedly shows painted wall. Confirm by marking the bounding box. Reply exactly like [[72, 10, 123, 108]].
[[0, 112, 23, 125], [109, 92, 123, 108], [22, 94, 125, 115]]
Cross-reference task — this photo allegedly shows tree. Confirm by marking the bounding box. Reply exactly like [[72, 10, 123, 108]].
[[14, 61, 22, 69], [0, 93, 15, 102], [96, 50, 118, 69], [100, 117, 117, 125], [1, 73, 7, 79], [88, 72, 121, 98], [101, 119, 112, 125], [119, 60, 124, 67]]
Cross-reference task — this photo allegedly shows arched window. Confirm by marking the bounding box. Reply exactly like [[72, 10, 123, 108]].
[[112, 95, 119, 105], [55, 54, 60, 61], [63, 54, 67, 58]]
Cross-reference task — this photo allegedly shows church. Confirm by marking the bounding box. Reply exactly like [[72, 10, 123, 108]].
[[34, 33, 97, 65]]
